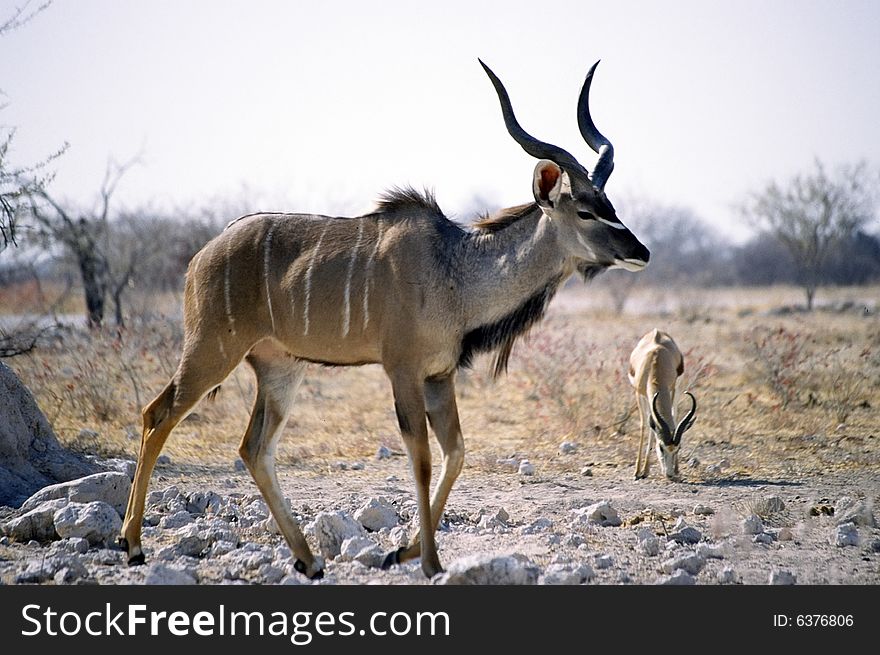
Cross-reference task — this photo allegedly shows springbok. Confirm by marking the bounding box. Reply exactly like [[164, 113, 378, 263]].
[[119, 60, 649, 579], [628, 329, 697, 481]]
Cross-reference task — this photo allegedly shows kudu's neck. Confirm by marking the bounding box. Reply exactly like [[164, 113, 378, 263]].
[[459, 205, 572, 330]]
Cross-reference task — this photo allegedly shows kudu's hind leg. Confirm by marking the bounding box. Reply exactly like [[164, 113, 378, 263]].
[[120, 344, 239, 565], [384, 373, 442, 578], [238, 351, 323, 579], [385, 375, 464, 568]]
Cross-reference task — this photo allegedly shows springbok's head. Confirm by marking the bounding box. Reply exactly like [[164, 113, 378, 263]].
[[649, 392, 697, 480], [480, 60, 650, 279]]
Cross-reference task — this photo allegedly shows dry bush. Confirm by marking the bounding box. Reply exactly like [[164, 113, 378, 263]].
[[745, 325, 808, 408], [808, 345, 873, 425], [511, 322, 631, 441]]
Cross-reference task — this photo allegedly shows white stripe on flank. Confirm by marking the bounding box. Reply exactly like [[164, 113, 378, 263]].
[[264, 223, 277, 333], [303, 222, 330, 336], [189, 254, 201, 318], [341, 218, 365, 337], [224, 241, 237, 336], [217, 336, 227, 359], [362, 219, 383, 331]]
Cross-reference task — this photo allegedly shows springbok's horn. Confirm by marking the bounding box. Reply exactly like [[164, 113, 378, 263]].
[[673, 392, 697, 445], [651, 392, 674, 446]]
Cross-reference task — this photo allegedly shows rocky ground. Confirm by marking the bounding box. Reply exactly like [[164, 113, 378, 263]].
[[1, 450, 878, 585]]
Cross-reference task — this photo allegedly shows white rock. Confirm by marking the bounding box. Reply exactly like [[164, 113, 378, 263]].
[[350, 461, 365, 471], [174, 524, 208, 557], [160, 510, 194, 529], [307, 511, 367, 559], [741, 514, 764, 535], [696, 543, 726, 560], [562, 534, 586, 547], [693, 504, 714, 516], [835, 497, 876, 528], [20, 472, 131, 516], [717, 567, 739, 584], [207, 540, 238, 558], [143, 563, 197, 585], [279, 573, 311, 585], [477, 508, 510, 531], [831, 522, 859, 547], [16, 555, 88, 584], [520, 517, 552, 535], [573, 500, 622, 527], [668, 526, 702, 544], [661, 553, 706, 575], [638, 536, 660, 556], [559, 441, 578, 454], [338, 535, 376, 561], [593, 554, 614, 569], [388, 525, 410, 549], [186, 491, 222, 515], [434, 554, 539, 585], [354, 497, 399, 532], [258, 563, 286, 584], [337, 536, 384, 568], [1, 498, 69, 542], [769, 570, 796, 585], [99, 458, 137, 480], [50, 537, 90, 556], [753, 532, 774, 545], [518, 460, 535, 476], [542, 563, 595, 585], [580, 466, 593, 476], [243, 499, 269, 520], [656, 570, 696, 585], [53, 501, 122, 545]]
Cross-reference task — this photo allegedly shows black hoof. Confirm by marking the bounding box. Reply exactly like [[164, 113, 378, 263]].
[[116, 537, 129, 551], [127, 552, 145, 567], [293, 559, 324, 580], [380, 547, 405, 570]]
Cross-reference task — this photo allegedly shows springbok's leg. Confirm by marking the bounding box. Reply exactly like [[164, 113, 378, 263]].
[[386, 372, 441, 578], [386, 375, 464, 567], [634, 394, 648, 480], [120, 339, 244, 565], [238, 349, 323, 579]]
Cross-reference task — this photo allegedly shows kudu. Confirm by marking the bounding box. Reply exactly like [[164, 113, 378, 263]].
[[119, 60, 649, 579], [628, 329, 697, 481]]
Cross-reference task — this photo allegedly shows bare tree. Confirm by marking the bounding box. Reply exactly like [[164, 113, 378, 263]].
[[0, 0, 66, 251], [743, 160, 877, 310], [26, 159, 135, 328]]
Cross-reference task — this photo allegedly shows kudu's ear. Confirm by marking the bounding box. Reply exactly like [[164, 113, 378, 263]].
[[532, 160, 564, 209]]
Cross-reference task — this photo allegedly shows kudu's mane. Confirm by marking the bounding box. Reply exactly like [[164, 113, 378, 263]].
[[471, 202, 539, 233]]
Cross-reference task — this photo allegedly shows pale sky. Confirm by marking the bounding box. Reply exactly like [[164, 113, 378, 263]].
[[2, 0, 878, 243]]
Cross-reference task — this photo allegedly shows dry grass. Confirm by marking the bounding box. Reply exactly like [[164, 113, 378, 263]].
[[5, 285, 879, 480]]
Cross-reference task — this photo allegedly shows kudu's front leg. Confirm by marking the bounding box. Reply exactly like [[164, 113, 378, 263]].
[[384, 373, 443, 578], [385, 375, 464, 567]]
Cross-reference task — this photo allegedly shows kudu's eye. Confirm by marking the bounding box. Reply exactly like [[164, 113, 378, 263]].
[[577, 210, 595, 221]]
